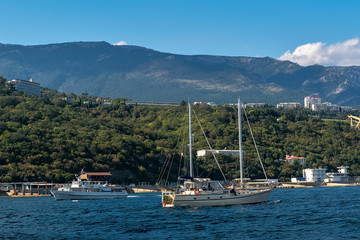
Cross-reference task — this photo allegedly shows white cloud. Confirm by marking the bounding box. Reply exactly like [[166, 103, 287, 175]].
[[113, 41, 127, 46], [278, 38, 360, 66]]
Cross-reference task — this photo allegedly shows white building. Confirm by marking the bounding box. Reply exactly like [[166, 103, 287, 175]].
[[303, 168, 327, 182], [197, 149, 243, 157], [277, 102, 301, 109], [126, 101, 179, 106], [245, 103, 267, 108], [325, 166, 349, 182], [304, 96, 321, 108], [62, 97, 74, 103], [9, 78, 40, 97], [285, 155, 306, 165], [305, 96, 341, 111], [193, 101, 217, 106], [340, 106, 353, 111], [312, 102, 340, 111]]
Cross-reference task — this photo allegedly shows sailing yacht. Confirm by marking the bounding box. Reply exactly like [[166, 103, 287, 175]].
[[159, 98, 273, 207]]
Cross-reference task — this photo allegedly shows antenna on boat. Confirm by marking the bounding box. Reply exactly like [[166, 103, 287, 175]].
[[238, 97, 244, 188]]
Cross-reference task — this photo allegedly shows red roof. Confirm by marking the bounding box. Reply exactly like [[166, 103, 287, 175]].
[[286, 156, 305, 160]]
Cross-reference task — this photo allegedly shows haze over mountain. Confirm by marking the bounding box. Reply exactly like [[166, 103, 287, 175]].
[[0, 41, 360, 105]]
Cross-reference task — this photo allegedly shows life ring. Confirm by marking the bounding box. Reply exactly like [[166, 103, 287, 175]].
[[162, 201, 167, 207], [194, 189, 200, 195]]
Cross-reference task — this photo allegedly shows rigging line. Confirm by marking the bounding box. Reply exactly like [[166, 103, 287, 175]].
[[205, 168, 213, 178], [195, 159, 199, 178], [156, 154, 171, 183], [158, 154, 173, 184], [177, 131, 187, 178], [246, 159, 256, 177], [177, 141, 186, 177], [192, 107, 227, 181], [175, 110, 188, 179], [198, 166, 213, 178], [242, 145, 257, 177], [180, 111, 189, 175], [160, 155, 171, 185], [243, 108, 270, 184], [158, 108, 187, 183], [177, 152, 183, 179], [156, 155, 167, 183], [165, 154, 175, 184], [198, 168, 208, 178]]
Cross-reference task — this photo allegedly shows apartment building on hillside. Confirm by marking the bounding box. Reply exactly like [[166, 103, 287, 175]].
[[8, 78, 41, 98]]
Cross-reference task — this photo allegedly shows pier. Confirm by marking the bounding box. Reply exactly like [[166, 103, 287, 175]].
[[128, 182, 160, 193], [0, 182, 55, 197]]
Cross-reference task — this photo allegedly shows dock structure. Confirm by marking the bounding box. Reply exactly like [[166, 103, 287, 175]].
[[0, 182, 55, 197], [129, 182, 160, 193]]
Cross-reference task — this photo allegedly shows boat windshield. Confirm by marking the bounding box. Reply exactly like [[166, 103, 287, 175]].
[[178, 180, 224, 192]]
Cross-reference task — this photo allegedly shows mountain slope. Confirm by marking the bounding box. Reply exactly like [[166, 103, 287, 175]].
[[0, 41, 360, 105]]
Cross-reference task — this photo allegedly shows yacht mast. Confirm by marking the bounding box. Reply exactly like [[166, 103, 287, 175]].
[[238, 97, 244, 188], [189, 103, 194, 178]]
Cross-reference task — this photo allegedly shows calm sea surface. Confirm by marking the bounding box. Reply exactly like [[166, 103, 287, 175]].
[[0, 187, 359, 239]]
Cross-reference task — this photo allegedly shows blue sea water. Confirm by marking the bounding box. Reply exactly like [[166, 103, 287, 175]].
[[0, 187, 359, 239]]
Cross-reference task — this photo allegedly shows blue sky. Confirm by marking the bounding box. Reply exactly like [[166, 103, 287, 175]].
[[1, 0, 360, 66]]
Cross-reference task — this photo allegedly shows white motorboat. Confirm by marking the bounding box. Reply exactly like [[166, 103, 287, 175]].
[[51, 175, 128, 200], [159, 98, 273, 207]]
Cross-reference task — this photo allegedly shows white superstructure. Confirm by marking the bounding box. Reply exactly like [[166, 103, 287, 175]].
[[50, 175, 127, 200]]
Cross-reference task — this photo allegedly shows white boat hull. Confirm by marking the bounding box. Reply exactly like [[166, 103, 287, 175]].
[[50, 190, 128, 200], [164, 189, 272, 207]]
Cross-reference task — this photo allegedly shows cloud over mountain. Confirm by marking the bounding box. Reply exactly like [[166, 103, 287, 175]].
[[278, 38, 360, 67], [113, 41, 127, 46]]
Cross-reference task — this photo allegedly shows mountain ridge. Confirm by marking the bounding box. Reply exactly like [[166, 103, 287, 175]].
[[0, 41, 359, 105]]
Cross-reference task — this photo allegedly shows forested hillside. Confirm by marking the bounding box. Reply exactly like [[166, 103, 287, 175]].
[[0, 75, 360, 183]]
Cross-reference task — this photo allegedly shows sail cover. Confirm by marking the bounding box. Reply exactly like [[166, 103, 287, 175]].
[[179, 175, 193, 180]]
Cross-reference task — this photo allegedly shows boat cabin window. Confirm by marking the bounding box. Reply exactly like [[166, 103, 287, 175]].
[[183, 181, 224, 190], [185, 183, 194, 190], [196, 182, 212, 190], [198, 182, 223, 190]]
